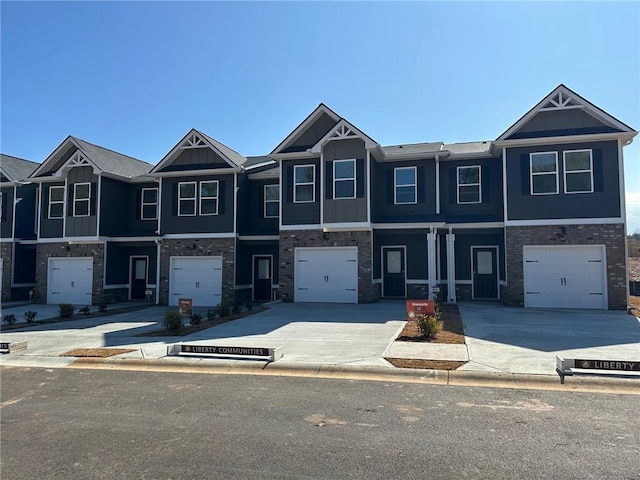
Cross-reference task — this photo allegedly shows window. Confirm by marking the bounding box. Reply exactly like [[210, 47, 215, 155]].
[[294, 165, 315, 203], [73, 183, 91, 217], [394, 167, 417, 204], [264, 184, 279, 218], [178, 182, 196, 216], [530, 152, 558, 195], [333, 159, 356, 199], [141, 188, 158, 220], [200, 181, 219, 215], [564, 149, 593, 194], [48, 186, 65, 218], [457, 166, 481, 204]]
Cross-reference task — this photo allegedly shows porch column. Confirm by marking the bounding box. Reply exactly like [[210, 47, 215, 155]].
[[446, 228, 456, 303], [427, 227, 437, 298]]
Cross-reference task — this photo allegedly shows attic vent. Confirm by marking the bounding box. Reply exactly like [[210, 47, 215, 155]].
[[540, 91, 583, 111], [181, 133, 208, 149]]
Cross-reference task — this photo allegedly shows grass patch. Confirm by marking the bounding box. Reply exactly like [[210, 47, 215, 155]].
[[137, 306, 268, 337], [61, 348, 136, 358]]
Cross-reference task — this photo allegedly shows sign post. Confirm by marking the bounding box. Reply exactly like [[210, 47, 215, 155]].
[[405, 300, 435, 321]]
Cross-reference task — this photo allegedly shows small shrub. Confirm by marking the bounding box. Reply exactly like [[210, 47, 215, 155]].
[[432, 297, 442, 321], [190, 313, 202, 325], [163, 310, 184, 332], [232, 304, 241, 315], [79, 306, 91, 315], [3, 314, 17, 325], [98, 302, 107, 313], [23, 310, 38, 323], [207, 308, 216, 321], [58, 303, 75, 318], [217, 302, 231, 318], [244, 299, 253, 311], [416, 314, 441, 339]]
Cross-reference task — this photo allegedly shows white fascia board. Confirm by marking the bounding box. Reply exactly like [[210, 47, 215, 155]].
[[270, 104, 341, 155], [494, 132, 635, 148], [25, 176, 66, 183], [0, 238, 14, 243], [151, 168, 240, 177], [373, 222, 446, 230], [162, 233, 236, 239], [108, 236, 160, 242], [37, 236, 107, 244], [321, 223, 372, 232], [279, 224, 322, 231], [443, 222, 505, 229], [244, 160, 276, 171], [505, 217, 624, 227], [237, 235, 280, 241], [248, 170, 279, 180], [269, 151, 316, 161]]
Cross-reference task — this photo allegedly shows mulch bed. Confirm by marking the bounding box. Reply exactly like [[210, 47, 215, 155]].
[[61, 348, 136, 358], [395, 304, 465, 344], [137, 306, 268, 337], [386, 303, 467, 371], [629, 296, 640, 316]]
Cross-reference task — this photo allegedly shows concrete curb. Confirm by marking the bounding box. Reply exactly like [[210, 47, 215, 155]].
[[66, 356, 640, 394]]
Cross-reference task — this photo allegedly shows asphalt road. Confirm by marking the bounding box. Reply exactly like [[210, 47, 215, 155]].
[[1, 367, 638, 480]]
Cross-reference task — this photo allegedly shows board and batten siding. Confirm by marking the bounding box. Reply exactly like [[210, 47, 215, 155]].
[[505, 140, 620, 221], [158, 148, 231, 172], [0, 186, 14, 239], [100, 178, 158, 237], [506, 109, 621, 140], [237, 178, 279, 236], [281, 158, 320, 226], [39, 182, 65, 238], [286, 113, 336, 152], [65, 166, 98, 237], [323, 138, 368, 224], [15, 184, 37, 239]]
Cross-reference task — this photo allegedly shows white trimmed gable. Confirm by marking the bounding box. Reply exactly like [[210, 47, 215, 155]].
[[270, 104, 340, 155], [309, 118, 378, 153]]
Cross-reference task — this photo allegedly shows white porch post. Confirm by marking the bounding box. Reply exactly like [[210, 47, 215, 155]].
[[446, 228, 456, 303], [427, 226, 437, 298]]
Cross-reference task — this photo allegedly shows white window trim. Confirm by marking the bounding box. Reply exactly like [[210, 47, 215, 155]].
[[199, 180, 219, 216], [48, 186, 65, 219], [264, 184, 279, 218], [457, 165, 482, 204], [293, 164, 315, 203], [141, 187, 158, 220], [394, 166, 417, 205], [530, 151, 559, 195], [178, 181, 197, 216], [73, 182, 91, 217], [333, 159, 356, 200], [563, 149, 594, 194]]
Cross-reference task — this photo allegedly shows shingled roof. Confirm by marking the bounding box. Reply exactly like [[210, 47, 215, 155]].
[[0, 154, 39, 182]]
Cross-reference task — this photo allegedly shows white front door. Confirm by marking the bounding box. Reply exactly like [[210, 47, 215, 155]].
[[523, 245, 606, 309], [47, 257, 93, 305], [294, 247, 358, 303], [169, 256, 222, 307]]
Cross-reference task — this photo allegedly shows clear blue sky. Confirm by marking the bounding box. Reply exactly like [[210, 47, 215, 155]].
[[1, 1, 639, 230]]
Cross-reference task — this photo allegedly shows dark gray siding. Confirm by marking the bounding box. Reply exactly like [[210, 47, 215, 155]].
[[282, 158, 320, 225], [39, 182, 65, 238], [100, 178, 158, 237], [373, 230, 429, 280], [160, 174, 235, 234], [158, 148, 231, 172], [105, 242, 157, 285], [371, 159, 439, 223], [450, 230, 505, 281], [15, 184, 37, 239], [323, 138, 368, 223], [235, 240, 279, 286], [440, 157, 503, 223], [285, 113, 336, 153], [14, 242, 36, 284], [238, 178, 279, 236], [1, 186, 14, 238], [65, 166, 98, 236], [506, 140, 621, 220], [507, 109, 621, 139], [41, 145, 75, 177]]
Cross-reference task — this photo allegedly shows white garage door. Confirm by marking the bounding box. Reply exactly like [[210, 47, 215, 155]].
[[169, 256, 222, 307], [48, 257, 93, 305], [523, 246, 606, 309], [295, 247, 358, 303]]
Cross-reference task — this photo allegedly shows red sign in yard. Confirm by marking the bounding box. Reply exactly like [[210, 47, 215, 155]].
[[405, 300, 435, 321], [178, 298, 193, 316]]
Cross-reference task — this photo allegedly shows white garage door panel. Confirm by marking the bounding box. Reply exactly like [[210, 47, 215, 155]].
[[524, 246, 606, 309], [295, 247, 358, 303], [47, 258, 93, 305], [169, 257, 222, 307]]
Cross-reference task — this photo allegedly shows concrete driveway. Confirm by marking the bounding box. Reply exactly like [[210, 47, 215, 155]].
[[0, 302, 407, 368], [459, 303, 640, 375]]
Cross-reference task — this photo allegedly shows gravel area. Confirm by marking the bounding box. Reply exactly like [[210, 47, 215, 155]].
[[628, 257, 640, 281]]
